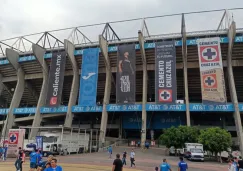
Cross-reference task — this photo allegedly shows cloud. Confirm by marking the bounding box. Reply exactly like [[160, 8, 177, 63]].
[[0, 0, 242, 44]]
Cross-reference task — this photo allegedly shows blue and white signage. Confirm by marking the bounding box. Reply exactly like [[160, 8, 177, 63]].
[[0, 108, 9, 115], [146, 104, 186, 111], [189, 103, 234, 112], [106, 104, 142, 112], [72, 106, 103, 112], [40, 106, 68, 113], [36, 136, 43, 151], [239, 103, 243, 111], [78, 48, 99, 106], [1, 36, 242, 65], [14, 107, 36, 114]]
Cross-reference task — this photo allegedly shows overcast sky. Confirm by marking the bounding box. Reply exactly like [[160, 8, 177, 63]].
[[0, 0, 242, 46]]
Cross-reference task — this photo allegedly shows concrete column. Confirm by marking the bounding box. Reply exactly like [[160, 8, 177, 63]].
[[0, 74, 4, 96], [1, 49, 25, 137], [29, 44, 48, 139], [181, 14, 191, 126], [227, 21, 243, 154], [64, 40, 79, 128], [138, 31, 147, 147], [99, 35, 111, 143]]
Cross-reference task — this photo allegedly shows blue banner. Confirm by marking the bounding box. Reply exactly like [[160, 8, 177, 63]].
[[146, 104, 186, 111], [72, 106, 102, 112], [36, 136, 43, 151], [40, 106, 68, 113], [78, 48, 99, 106], [14, 107, 36, 114], [106, 104, 142, 112], [5, 36, 241, 65], [238, 103, 243, 111], [0, 108, 9, 115], [189, 103, 234, 111]]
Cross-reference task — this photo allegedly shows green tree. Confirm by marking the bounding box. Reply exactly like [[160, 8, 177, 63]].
[[160, 126, 200, 149], [198, 127, 232, 158]]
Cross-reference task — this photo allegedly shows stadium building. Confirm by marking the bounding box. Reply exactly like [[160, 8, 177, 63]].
[[0, 9, 243, 149]]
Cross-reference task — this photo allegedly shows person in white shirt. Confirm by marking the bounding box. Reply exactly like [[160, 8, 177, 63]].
[[130, 149, 135, 168]]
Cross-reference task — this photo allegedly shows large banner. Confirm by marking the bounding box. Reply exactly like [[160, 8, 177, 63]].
[[116, 44, 136, 104], [36, 136, 43, 151], [46, 51, 66, 107], [79, 48, 99, 106], [155, 41, 177, 103], [198, 37, 226, 104], [7, 129, 25, 157]]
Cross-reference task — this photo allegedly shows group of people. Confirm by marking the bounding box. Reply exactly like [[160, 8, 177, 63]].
[[14, 147, 63, 171], [155, 157, 188, 171], [0, 145, 7, 161], [229, 156, 243, 171]]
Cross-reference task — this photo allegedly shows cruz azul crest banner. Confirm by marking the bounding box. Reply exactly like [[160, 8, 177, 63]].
[[116, 44, 136, 104], [78, 48, 99, 106], [46, 51, 66, 107], [7, 129, 25, 157], [155, 41, 177, 103], [197, 37, 226, 104]]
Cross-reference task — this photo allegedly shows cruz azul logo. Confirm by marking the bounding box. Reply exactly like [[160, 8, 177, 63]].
[[200, 46, 219, 62], [159, 89, 172, 102], [8, 132, 18, 144], [203, 74, 217, 89], [82, 72, 96, 80]]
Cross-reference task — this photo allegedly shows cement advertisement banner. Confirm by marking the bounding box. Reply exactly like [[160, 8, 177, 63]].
[[116, 44, 136, 104], [197, 37, 226, 104], [7, 129, 25, 157], [78, 48, 99, 106], [46, 51, 67, 107], [155, 41, 177, 103]]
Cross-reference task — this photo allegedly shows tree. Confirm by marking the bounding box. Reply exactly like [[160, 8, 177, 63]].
[[198, 127, 232, 160], [159, 126, 200, 150]]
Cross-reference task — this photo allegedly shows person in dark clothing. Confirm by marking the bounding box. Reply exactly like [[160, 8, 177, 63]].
[[15, 149, 25, 171], [122, 151, 127, 165], [112, 154, 123, 171], [238, 156, 243, 171]]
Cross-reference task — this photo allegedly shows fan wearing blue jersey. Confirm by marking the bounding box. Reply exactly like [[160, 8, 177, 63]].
[[178, 157, 188, 171], [160, 159, 172, 171], [30, 149, 38, 171]]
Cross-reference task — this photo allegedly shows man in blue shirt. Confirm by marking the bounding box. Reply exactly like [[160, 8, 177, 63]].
[[45, 158, 62, 171], [160, 159, 172, 171], [108, 146, 112, 158], [30, 149, 38, 171], [178, 157, 188, 171]]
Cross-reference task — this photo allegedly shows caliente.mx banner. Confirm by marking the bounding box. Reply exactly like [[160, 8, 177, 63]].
[[78, 48, 99, 106], [197, 37, 226, 104], [155, 41, 177, 103], [46, 51, 66, 107]]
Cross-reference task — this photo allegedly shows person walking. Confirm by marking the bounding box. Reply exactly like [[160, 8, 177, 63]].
[[112, 154, 123, 171], [178, 157, 188, 171], [238, 156, 243, 171], [108, 146, 113, 158], [29, 149, 38, 171], [45, 158, 63, 171], [2, 145, 7, 161], [122, 151, 127, 166], [160, 159, 172, 171], [15, 149, 25, 171], [130, 149, 135, 168]]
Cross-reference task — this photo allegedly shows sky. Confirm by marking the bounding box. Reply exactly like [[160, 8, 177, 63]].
[[0, 0, 242, 50]]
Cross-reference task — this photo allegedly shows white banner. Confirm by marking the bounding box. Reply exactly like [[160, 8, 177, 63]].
[[197, 37, 226, 104], [7, 129, 25, 157]]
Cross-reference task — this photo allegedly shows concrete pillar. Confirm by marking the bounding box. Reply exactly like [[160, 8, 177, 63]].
[[227, 21, 243, 154], [181, 14, 191, 126], [0, 74, 4, 96], [138, 31, 147, 147], [64, 40, 79, 128], [1, 49, 25, 137], [99, 35, 111, 143], [29, 44, 48, 139]]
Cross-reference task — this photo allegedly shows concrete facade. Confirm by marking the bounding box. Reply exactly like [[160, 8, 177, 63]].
[[64, 40, 79, 128], [1, 49, 25, 137], [99, 35, 111, 143], [29, 44, 48, 139]]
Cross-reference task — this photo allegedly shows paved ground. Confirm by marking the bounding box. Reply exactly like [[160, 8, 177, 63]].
[[0, 146, 228, 171]]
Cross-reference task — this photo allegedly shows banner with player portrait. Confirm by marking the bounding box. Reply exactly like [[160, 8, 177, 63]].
[[116, 44, 136, 104], [197, 37, 226, 104], [155, 41, 177, 103]]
